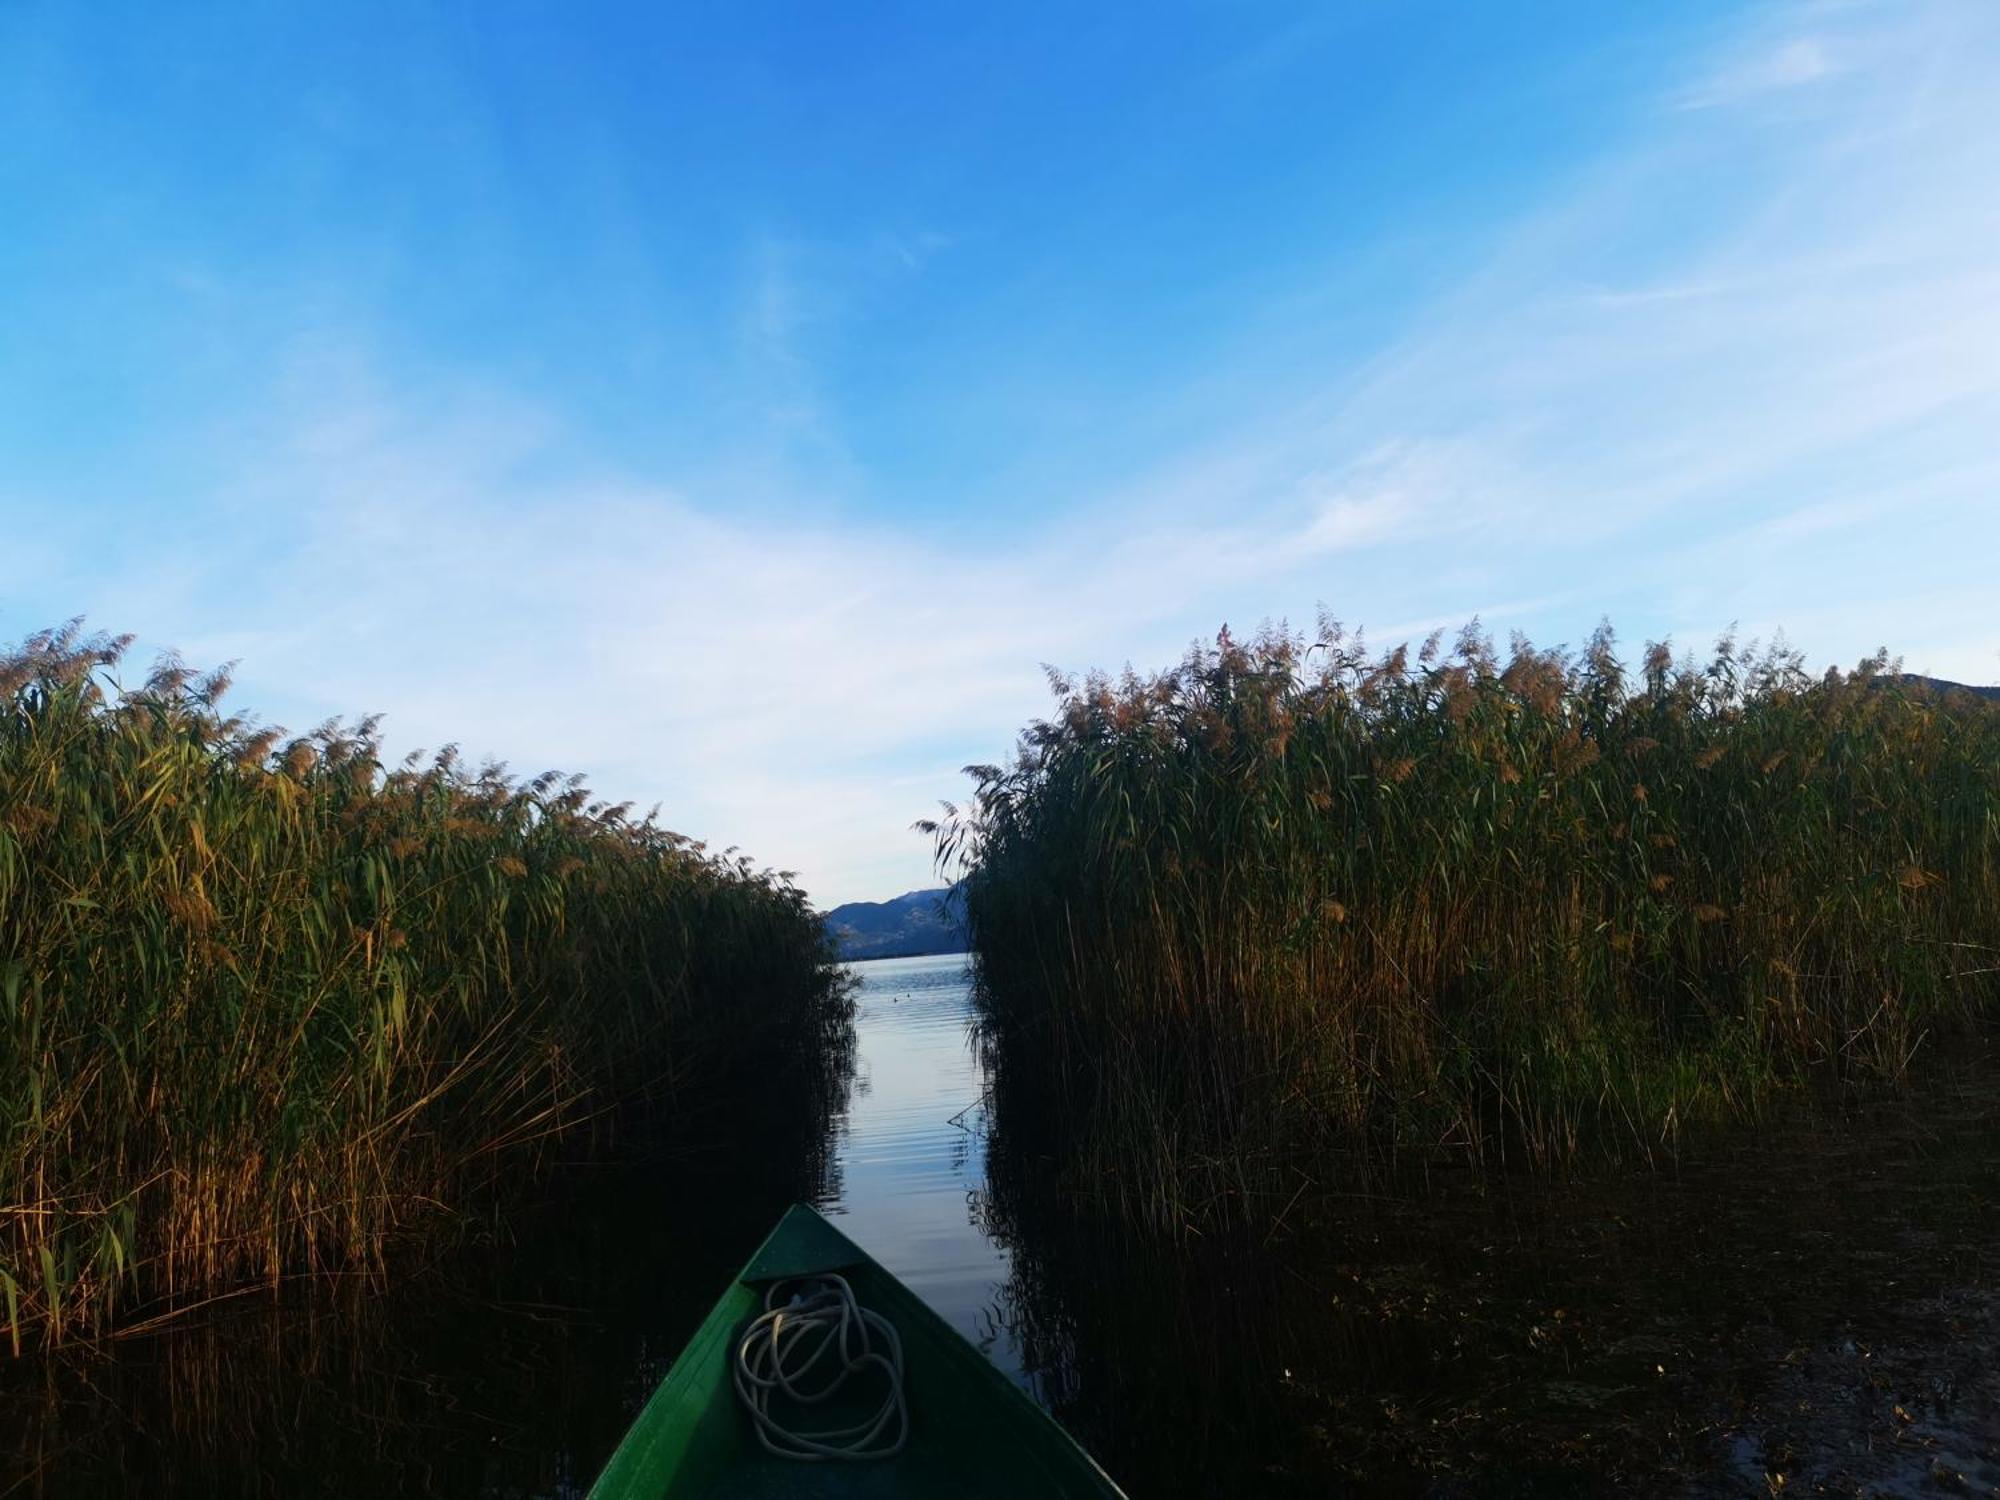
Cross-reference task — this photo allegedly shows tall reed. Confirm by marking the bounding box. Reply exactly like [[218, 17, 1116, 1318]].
[[935, 621, 2000, 1222], [0, 623, 849, 1350]]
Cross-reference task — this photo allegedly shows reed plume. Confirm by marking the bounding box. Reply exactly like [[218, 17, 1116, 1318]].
[[934, 620, 2000, 1224], [0, 624, 848, 1350]]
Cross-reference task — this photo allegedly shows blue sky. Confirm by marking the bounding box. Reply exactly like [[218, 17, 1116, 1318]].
[[4, 0, 1997, 904]]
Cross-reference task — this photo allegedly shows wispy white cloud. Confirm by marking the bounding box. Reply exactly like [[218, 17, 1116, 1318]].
[[1677, 34, 1842, 110], [879, 229, 952, 272]]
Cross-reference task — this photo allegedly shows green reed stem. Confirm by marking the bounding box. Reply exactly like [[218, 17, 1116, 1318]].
[[935, 621, 2000, 1223], [0, 623, 849, 1350]]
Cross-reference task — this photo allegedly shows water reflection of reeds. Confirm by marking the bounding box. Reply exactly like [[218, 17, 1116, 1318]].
[[0, 1059, 853, 1498], [976, 1046, 2000, 1496]]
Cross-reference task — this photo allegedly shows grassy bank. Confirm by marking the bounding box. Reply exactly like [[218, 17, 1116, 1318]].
[[0, 623, 849, 1350], [936, 621, 2000, 1221]]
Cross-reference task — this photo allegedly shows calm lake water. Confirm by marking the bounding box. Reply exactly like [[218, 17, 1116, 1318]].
[[808, 954, 1022, 1382], [3, 951, 1995, 1496]]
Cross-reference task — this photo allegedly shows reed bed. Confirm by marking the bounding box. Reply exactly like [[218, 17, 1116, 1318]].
[[935, 621, 2000, 1222], [0, 623, 849, 1350]]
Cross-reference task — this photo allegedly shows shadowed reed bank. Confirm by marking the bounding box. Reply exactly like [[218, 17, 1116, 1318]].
[[0, 623, 850, 1351], [932, 621, 2000, 1223]]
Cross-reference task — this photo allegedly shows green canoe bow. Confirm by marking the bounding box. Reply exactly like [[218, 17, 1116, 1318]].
[[587, 1203, 1127, 1499]]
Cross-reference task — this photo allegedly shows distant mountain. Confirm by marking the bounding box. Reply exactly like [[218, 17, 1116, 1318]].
[[1898, 674, 2000, 702], [823, 885, 968, 961]]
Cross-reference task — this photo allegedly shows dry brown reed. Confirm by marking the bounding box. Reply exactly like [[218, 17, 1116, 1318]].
[[0, 622, 848, 1350], [934, 619, 2000, 1224]]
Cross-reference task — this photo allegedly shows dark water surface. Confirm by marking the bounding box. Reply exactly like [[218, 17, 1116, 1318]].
[[4, 953, 1995, 1496]]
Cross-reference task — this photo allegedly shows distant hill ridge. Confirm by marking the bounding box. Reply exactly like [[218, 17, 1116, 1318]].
[[1899, 674, 2000, 702], [822, 885, 967, 961]]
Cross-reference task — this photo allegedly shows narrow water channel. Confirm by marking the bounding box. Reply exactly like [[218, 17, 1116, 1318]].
[[809, 953, 1022, 1383], [2, 953, 1994, 1496]]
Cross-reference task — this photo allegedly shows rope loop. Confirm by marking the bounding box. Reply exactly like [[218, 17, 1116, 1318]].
[[732, 1273, 909, 1461]]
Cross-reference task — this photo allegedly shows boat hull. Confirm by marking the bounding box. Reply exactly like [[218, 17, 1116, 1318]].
[[588, 1203, 1126, 1498]]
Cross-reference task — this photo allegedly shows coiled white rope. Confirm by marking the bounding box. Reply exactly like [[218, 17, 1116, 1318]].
[[732, 1274, 909, 1461]]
